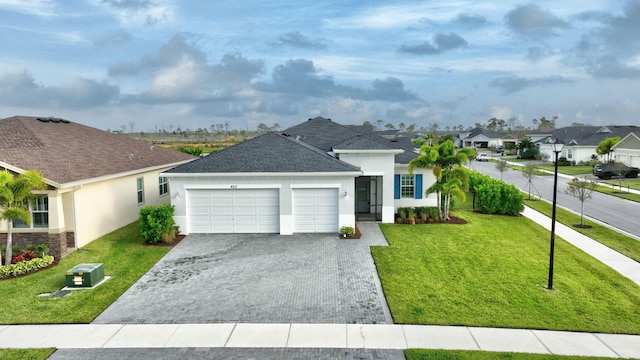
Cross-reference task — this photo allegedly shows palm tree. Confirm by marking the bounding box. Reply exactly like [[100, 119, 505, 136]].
[[0, 170, 46, 265], [409, 140, 474, 221]]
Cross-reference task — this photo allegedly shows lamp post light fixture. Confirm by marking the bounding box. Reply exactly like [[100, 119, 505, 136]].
[[548, 138, 564, 290]]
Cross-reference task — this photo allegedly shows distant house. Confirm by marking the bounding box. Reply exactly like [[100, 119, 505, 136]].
[[457, 128, 506, 149], [535, 125, 639, 164], [163, 117, 437, 235], [612, 132, 640, 167], [0, 116, 195, 258]]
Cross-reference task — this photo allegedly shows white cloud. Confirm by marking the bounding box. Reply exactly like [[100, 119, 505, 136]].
[[490, 106, 513, 119], [0, 0, 55, 16], [148, 59, 199, 99]]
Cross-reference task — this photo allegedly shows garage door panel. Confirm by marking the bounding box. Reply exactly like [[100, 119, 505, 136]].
[[293, 188, 338, 233], [188, 189, 279, 233]]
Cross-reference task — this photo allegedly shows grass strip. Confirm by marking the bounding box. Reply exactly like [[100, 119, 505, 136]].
[[0, 348, 55, 360], [535, 164, 593, 176], [406, 349, 627, 360], [0, 222, 170, 324], [593, 184, 640, 203], [373, 211, 640, 334], [523, 199, 640, 262]]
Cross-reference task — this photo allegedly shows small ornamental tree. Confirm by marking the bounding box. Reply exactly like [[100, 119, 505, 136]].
[[139, 204, 176, 243], [522, 162, 538, 199], [564, 176, 597, 227], [596, 137, 620, 162], [0, 170, 46, 265], [495, 159, 508, 180]]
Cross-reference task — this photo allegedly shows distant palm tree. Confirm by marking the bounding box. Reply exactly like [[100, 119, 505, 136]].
[[0, 170, 46, 264]]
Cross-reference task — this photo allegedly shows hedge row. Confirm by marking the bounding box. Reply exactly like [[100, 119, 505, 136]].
[[469, 172, 524, 215], [0, 256, 55, 278]]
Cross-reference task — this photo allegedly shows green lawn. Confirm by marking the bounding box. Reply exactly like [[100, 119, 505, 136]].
[[0, 222, 170, 324], [523, 199, 640, 262], [406, 349, 629, 360], [594, 184, 640, 203], [535, 164, 592, 175], [0, 348, 55, 360], [602, 179, 640, 191], [373, 211, 640, 334]]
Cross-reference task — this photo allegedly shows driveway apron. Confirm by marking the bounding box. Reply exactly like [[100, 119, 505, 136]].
[[93, 224, 392, 324]]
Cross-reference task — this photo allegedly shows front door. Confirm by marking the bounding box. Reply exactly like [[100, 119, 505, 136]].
[[356, 177, 370, 213]]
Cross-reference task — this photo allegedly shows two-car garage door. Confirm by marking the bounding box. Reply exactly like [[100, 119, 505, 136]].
[[187, 188, 339, 234], [188, 189, 279, 233]]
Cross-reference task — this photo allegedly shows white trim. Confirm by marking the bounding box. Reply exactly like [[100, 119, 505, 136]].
[[1, 160, 194, 189], [162, 171, 362, 177], [290, 184, 341, 189], [184, 184, 282, 190], [333, 149, 403, 154]]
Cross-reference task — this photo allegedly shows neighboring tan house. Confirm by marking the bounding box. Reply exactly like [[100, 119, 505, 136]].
[[536, 125, 639, 164], [0, 116, 195, 258], [163, 117, 437, 235], [612, 132, 640, 167]]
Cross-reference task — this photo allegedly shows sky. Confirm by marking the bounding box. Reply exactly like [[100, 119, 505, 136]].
[[1, 0, 640, 133]]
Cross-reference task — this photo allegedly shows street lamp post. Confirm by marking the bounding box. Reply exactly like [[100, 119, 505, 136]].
[[548, 138, 564, 290]]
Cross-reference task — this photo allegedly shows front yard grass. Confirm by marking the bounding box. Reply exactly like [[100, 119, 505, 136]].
[[535, 164, 592, 175], [373, 211, 640, 334], [0, 348, 55, 360], [523, 199, 640, 262], [602, 178, 640, 191], [406, 349, 623, 360], [594, 184, 640, 203], [0, 222, 170, 324]]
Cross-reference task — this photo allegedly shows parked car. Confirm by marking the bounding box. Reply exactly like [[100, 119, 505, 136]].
[[476, 153, 489, 162], [495, 146, 504, 153], [592, 162, 639, 180]]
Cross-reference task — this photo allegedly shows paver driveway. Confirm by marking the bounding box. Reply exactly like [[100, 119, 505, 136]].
[[93, 223, 392, 324]]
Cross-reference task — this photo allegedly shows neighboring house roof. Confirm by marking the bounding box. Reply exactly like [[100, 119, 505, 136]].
[[463, 128, 505, 139], [536, 125, 640, 146], [0, 115, 196, 186], [165, 131, 361, 174], [612, 132, 640, 150]]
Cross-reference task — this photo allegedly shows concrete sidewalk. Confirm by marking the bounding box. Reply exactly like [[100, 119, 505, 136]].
[[522, 206, 640, 286], [1, 323, 639, 358]]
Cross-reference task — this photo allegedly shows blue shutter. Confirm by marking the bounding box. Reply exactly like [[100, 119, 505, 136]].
[[394, 175, 400, 199], [415, 174, 423, 199]]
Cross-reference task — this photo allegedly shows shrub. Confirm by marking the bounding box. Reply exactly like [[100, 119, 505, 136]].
[[339, 226, 355, 238], [139, 204, 176, 243], [397, 208, 407, 219], [407, 208, 416, 223], [557, 157, 572, 166], [469, 171, 524, 215], [428, 206, 440, 221], [0, 256, 55, 278], [416, 207, 429, 222]]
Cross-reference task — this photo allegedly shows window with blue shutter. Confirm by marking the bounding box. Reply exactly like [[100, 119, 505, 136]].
[[394, 174, 400, 199]]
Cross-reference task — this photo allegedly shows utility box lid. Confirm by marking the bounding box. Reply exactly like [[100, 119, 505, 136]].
[[65, 263, 104, 288]]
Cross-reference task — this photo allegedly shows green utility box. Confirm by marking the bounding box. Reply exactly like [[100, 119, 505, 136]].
[[65, 263, 104, 288]]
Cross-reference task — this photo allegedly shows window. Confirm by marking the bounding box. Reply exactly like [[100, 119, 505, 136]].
[[400, 174, 415, 198], [567, 148, 573, 159], [159, 176, 168, 196], [137, 178, 144, 204], [13, 195, 48, 229]]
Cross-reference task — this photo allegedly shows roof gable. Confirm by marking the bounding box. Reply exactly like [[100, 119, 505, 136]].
[[0, 116, 195, 186], [283, 117, 398, 152], [166, 131, 361, 174]]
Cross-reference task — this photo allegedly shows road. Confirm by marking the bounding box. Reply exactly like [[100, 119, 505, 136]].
[[469, 159, 640, 239]]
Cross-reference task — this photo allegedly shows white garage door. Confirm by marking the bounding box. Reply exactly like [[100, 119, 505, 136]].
[[188, 189, 279, 233], [293, 188, 339, 233]]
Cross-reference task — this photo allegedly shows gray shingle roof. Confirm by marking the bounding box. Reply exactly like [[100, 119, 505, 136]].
[[0, 116, 196, 185], [283, 117, 399, 152], [166, 131, 361, 174], [542, 125, 640, 146], [464, 128, 506, 139]]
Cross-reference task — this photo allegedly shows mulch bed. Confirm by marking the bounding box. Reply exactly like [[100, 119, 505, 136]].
[[145, 234, 186, 247], [395, 216, 468, 225]]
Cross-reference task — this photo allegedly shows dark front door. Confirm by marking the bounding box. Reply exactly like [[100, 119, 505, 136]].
[[356, 177, 370, 213]]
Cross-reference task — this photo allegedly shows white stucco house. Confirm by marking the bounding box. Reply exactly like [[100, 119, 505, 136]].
[[163, 117, 437, 235], [457, 128, 506, 149], [536, 125, 639, 164], [0, 116, 195, 258], [612, 132, 640, 167]]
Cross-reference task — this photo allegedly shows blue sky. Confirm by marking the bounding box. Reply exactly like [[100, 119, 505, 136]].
[[1, 0, 639, 132]]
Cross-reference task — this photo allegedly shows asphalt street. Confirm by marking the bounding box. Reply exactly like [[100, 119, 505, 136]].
[[469, 158, 640, 239]]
